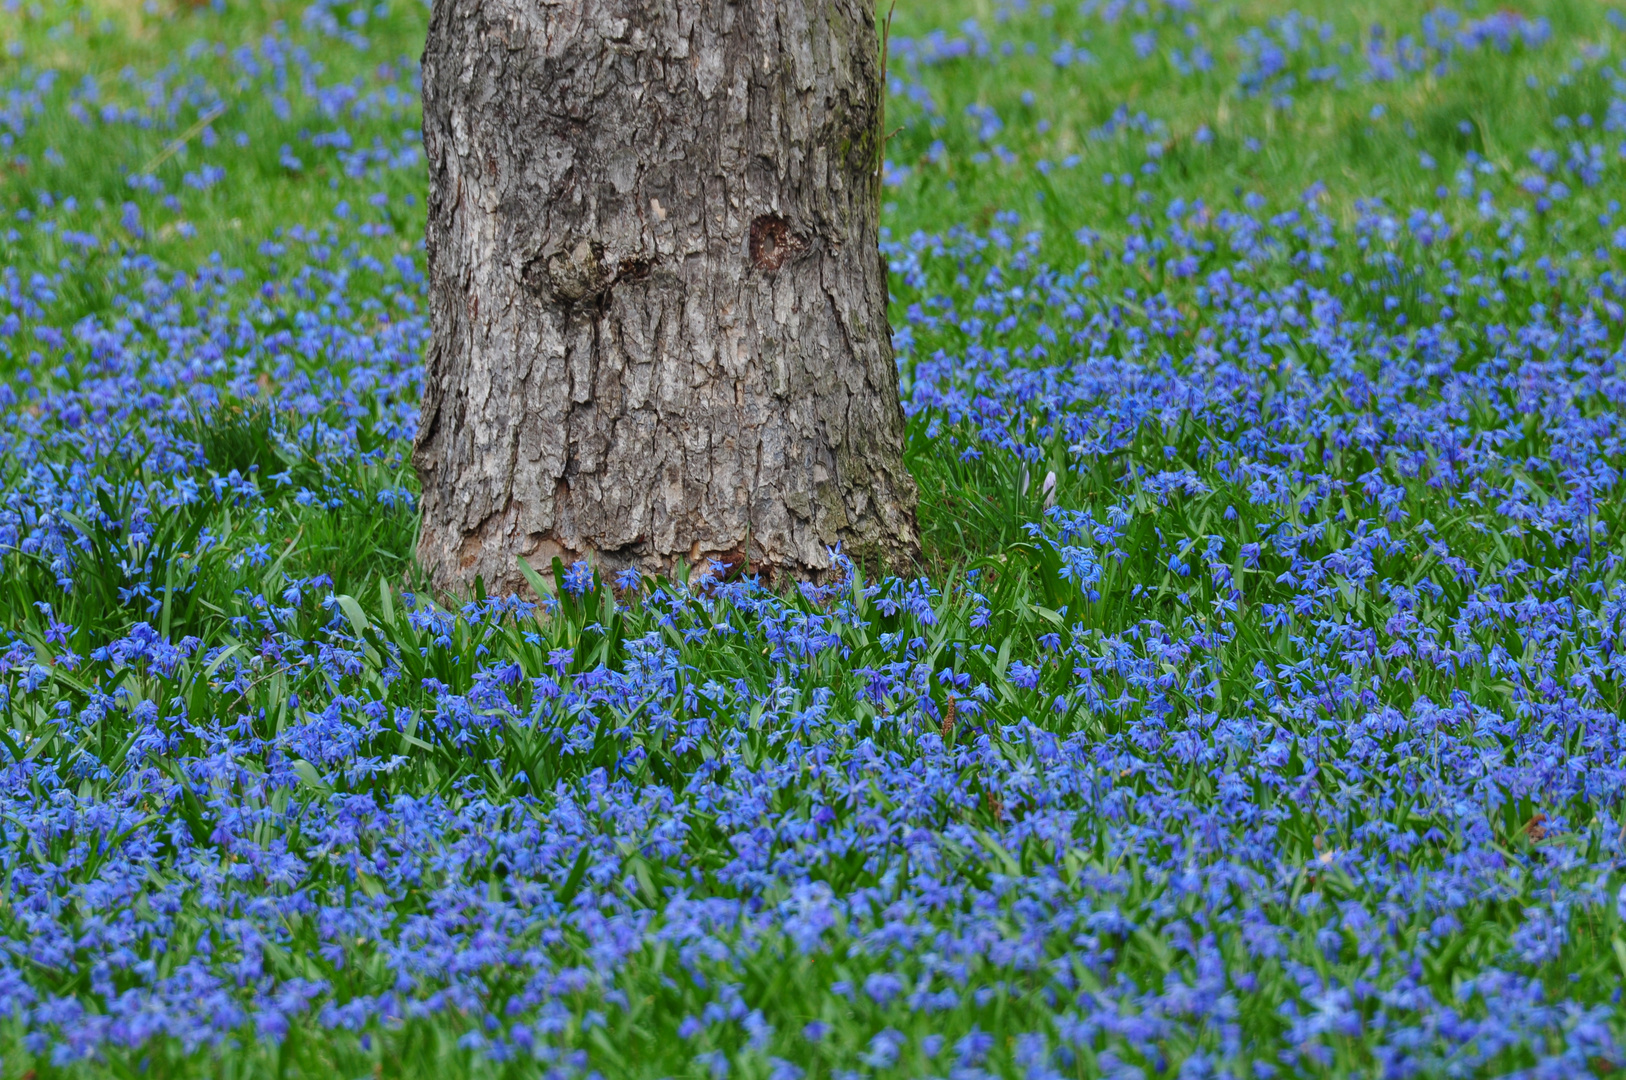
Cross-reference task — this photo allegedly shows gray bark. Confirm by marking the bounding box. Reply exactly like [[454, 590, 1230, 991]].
[[414, 0, 920, 594]]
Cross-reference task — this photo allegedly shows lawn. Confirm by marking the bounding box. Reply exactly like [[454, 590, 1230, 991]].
[[0, 0, 1624, 1075]]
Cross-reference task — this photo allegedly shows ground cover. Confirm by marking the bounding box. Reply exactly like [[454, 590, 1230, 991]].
[[0, 0, 1624, 1075]]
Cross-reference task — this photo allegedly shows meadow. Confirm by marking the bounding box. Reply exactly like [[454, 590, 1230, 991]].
[[0, 0, 1623, 1075]]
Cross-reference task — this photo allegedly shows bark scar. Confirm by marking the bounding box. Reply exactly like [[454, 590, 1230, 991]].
[[749, 214, 806, 272], [616, 255, 655, 283]]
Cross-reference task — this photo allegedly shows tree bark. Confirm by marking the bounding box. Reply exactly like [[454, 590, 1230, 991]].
[[414, 0, 920, 595]]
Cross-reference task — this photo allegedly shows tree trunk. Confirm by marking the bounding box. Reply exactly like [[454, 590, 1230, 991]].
[[414, 0, 920, 595]]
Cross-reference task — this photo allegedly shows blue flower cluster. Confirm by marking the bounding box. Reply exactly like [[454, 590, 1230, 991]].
[[0, 0, 1625, 1075]]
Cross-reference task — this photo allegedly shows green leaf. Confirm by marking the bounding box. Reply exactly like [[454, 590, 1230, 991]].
[[555, 846, 592, 907], [378, 576, 397, 628], [203, 642, 244, 679], [334, 594, 370, 636], [517, 556, 554, 603], [293, 759, 333, 795]]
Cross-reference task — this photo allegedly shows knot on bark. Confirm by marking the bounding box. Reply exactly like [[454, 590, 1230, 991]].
[[749, 214, 806, 272], [521, 238, 608, 303], [524, 239, 654, 305]]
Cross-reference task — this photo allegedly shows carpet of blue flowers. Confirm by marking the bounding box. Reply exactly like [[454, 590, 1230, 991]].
[[1, 0, 1626, 1075]]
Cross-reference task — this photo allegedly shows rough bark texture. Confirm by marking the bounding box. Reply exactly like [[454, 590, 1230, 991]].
[[415, 0, 920, 595]]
